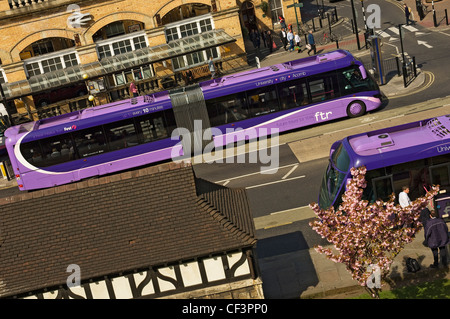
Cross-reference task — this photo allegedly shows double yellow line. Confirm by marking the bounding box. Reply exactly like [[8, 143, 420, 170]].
[[388, 70, 435, 99]]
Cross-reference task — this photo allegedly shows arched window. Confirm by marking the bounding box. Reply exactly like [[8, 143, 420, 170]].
[[162, 4, 219, 71], [19, 38, 78, 78], [241, 1, 256, 31]]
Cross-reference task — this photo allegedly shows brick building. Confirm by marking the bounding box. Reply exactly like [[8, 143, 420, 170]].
[[0, 0, 302, 125], [0, 161, 263, 299]]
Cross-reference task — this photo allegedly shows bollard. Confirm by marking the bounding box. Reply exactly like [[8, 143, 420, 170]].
[[446, 9, 449, 25], [413, 56, 417, 77], [402, 63, 407, 88], [336, 39, 339, 49], [395, 56, 401, 76]]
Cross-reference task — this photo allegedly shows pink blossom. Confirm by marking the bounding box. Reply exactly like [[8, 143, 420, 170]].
[[309, 165, 439, 292]]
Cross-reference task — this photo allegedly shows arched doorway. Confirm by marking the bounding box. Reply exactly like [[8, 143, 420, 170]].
[[241, 1, 257, 32]]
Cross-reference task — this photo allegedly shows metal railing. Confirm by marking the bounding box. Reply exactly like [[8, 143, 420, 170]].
[[402, 57, 417, 88]]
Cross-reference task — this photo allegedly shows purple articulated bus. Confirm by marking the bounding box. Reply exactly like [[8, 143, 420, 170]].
[[318, 114, 450, 210], [5, 49, 382, 191]]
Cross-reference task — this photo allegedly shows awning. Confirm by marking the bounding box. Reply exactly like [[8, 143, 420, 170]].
[[2, 29, 236, 99]]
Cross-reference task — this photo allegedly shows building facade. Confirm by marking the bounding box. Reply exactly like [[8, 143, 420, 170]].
[[0, 0, 301, 124]]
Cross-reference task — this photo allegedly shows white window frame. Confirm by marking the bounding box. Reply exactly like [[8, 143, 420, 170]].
[[112, 65, 155, 87], [269, 0, 284, 25], [95, 31, 149, 60], [164, 14, 220, 71], [23, 48, 80, 78]]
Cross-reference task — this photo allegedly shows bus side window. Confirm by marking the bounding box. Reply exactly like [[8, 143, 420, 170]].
[[206, 93, 248, 127], [372, 175, 394, 202], [307, 73, 339, 103], [277, 78, 309, 109], [31, 134, 74, 167], [247, 87, 279, 117], [430, 164, 450, 188], [73, 127, 109, 157], [20, 141, 43, 165], [138, 112, 169, 143], [105, 118, 138, 150]]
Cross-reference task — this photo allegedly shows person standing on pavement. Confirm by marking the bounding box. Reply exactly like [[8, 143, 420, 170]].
[[287, 29, 294, 51], [280, 28, 288, 51], [307, 30, 316, 55], [424, 209, 449, 268], [399, 186, 412, 208], [279, 15, 287, 30], [294, 31, 302, 52]]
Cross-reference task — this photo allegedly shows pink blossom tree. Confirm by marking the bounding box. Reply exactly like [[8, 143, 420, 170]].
[[309, 166, 439, 298]]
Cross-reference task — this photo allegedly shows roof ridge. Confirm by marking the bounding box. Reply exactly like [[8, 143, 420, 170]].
[[196, 196, 256, 246]]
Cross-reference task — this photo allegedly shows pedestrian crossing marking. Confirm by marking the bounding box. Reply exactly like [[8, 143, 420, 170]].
[[376, 30, 391, 38], [403, 25, 419, 32], [388, 27, 399, 35]]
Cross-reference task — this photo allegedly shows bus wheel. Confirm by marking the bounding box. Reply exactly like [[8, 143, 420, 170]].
[[346, 101, 366, 118]]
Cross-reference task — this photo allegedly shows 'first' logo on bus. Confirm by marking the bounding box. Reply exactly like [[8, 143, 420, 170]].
[[64, 125, 77, 131]]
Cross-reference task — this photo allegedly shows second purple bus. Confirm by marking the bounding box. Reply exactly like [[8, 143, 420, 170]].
[[5, 49, 382, 190], [318, 114, 450, 210]]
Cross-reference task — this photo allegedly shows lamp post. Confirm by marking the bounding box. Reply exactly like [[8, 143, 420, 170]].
[[287, 0, 304, 35], [350, 0, 361, 50], [398, 24, 406, 64]]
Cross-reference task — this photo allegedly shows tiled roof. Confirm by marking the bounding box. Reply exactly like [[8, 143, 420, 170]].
[[0, 162, 256, 298]]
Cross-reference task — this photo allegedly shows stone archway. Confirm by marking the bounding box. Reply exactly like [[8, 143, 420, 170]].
[[241, 1, 257, 32]]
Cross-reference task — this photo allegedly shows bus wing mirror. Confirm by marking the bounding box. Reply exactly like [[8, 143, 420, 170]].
[[359, 65, 367, 79]]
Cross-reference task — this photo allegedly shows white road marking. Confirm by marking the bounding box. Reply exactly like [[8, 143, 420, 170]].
[[282, 164, 298, 180], [245, 175, 305, 189]]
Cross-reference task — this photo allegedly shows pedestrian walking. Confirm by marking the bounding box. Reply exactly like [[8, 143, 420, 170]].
[[404, 4, 414, 25], [208, 56, 215, 79], [287, 29, 294, 51], [279, 15, 287, 30], [294, 31, 302, 52], [280, 28, 288, 51], [266, 30, 274, 53], [424, 210, 449, 268], [252, 29, 261, 50], [307, 30, 316, 55], [399, 186, 412, 208]]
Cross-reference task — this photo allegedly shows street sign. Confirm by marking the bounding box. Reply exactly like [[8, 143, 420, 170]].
[[287, 3, 303, 8]]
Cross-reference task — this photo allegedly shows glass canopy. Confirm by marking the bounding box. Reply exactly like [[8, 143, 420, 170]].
[[2, 29, 236, 99]]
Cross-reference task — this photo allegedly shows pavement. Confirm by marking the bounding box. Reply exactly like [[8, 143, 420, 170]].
[[1, 9, 450, 299]]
